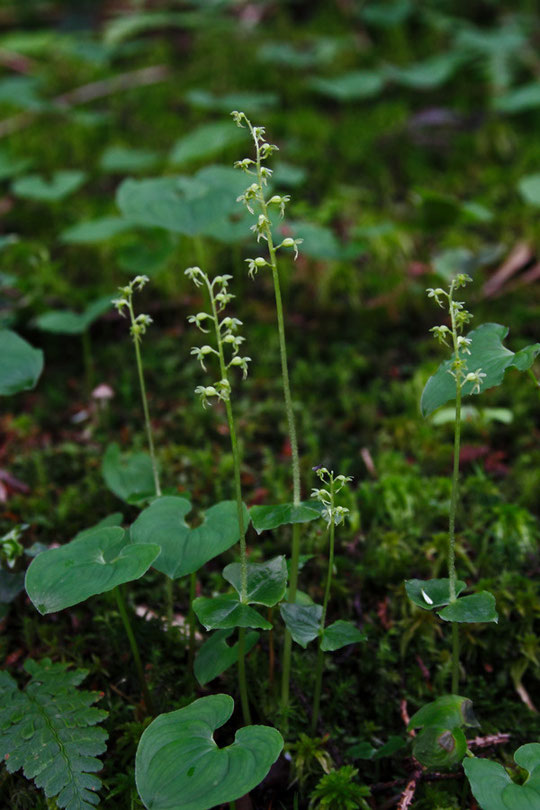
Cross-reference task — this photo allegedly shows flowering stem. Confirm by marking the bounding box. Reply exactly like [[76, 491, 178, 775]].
[[207, 277, 251, 723], [128, 300, 161, 500], [312, 479, 335, 734], [448, 284, 462, 692], [247, 120, 302, 720]]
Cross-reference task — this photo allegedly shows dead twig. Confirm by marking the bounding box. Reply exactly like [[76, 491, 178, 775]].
[[397, 767, 423, 810]]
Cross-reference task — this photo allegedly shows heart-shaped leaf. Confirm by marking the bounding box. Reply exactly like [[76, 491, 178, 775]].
[[223, 556, 287, 606], [116, 166, 247, 239], [310, 70, 384, 101], [100, 146, 160, 173], [421, 324, 540, 416], [408, 695, 479, 732], [169, 122, 244, 166], [438, 591, 498, 623], [135, 694, 283, 810], [405, 578, 467, 610], [464, 744, 540, 810], [280, 603, 322, 648], [194, 629, 259, 686], [0, 330, 44, 396], [321, 620, 366, 652], [130, 496, 248, 578], [61, 217, 133, 244], [193, 595, 271, 630], [102, 443, 156, 504], [413, 726, 467, 769], [34, 296, 112, 335], [25, 527, 159, 614], [250, 501, 323, 534], [12, 170, 86, 201]]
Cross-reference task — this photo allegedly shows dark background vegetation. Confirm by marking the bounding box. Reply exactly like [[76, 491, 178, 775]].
[[1, 0, 540, 807]]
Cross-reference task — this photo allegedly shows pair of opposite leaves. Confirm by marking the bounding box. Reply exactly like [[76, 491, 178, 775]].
[[26, 497, 245, 614]]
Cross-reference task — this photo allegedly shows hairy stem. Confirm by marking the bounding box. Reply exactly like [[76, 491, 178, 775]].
[[448, 286, 462, 692], [114, 585, 154, 715], [208, 279, 251, 723], [248, 121, 302, 720], [312, 482, 335, 733]]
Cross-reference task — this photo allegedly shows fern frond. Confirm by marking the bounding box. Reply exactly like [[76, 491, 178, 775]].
[[0, 658, 108, 810]]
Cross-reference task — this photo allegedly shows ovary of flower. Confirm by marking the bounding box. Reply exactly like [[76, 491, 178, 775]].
[[426, 288, 447, 307], [111, 297, 128, 315], [430, 325, 450, 345], [462, 369, 486, 394]]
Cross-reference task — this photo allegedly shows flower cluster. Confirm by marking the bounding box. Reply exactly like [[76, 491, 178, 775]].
[[231, 110, 303, 276], [111, 275, 153, 343], [186, 266, 251, 408], [311, 467, 352, 527], [427, 274, 485, 392]]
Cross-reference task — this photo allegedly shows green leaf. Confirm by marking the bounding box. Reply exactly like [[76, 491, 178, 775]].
[[408, 695, 479, 732], [12, 170, 86, 202], [116, 167, 247, 239], [464, 745, 540, 810], [361, 0, 412, 26], [194, 629, 259, 686], [0, 658, 108, 810], [104, 11, 200, 46], [102, 443, 156, 504], [463, 757, 511, 810], [250, 501, 323, 533], [280, 603, 322, 648], [519, 173, 540, 207], [34, 296, 112, 335], [223, 556, 287, 606], [413, 726, 467, 769], [421, 323, 540, 416], [405, 578, 466, 610], [99, 146, 160, 173], [321, 620, 366, 652], [25, 527, 159, 614], [0, 330, 43, 395], [310, 70, 384, 101], [169, 122, 244, 166], [193, 595, 272, 631], [438, 591, 498, 623], [495, 83, 540, 114], [61, 217, 132, 244], [384, 53, 462, 89], [185, 89, 278, 113], [135, 694, 283, 810], [130, 496, 248, 578]]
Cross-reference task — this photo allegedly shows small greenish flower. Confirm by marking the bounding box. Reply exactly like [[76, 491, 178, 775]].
[[268, 194, 290, 218], [278, 236, 303, 259], [462, 369, 486, 394], [187, 312, 213, 333], [245, 257, 269, 278], [184, 266, 204, 286], [191, 345, 218, 371], [430, 325, 451, 345]]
